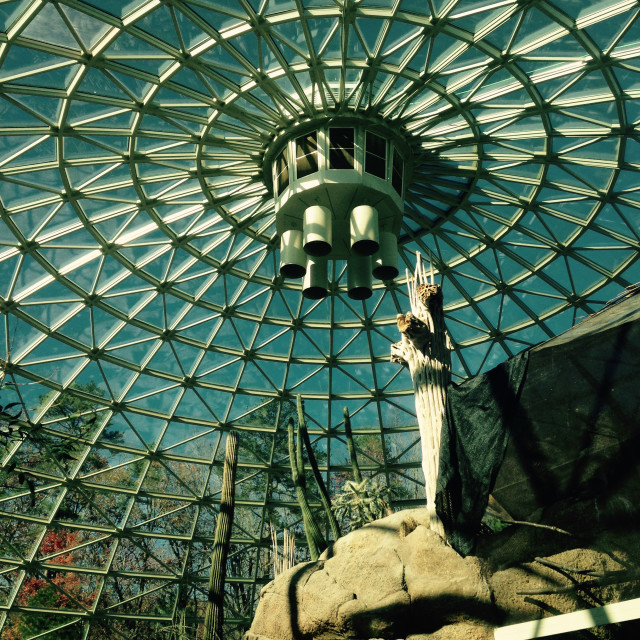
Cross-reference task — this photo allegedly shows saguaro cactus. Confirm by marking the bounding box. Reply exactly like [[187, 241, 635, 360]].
[[203, 431, 238, 640], [288, 415, 326, 560], [391, 255, 451, 538], [296, 395, 341, 541], [343, 407, 362, 484]]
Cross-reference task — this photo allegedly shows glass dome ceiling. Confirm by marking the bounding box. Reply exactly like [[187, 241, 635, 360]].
[[0, 0, 639, 637]]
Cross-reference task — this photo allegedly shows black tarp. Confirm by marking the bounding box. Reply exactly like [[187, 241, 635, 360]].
[[436, 351, 529, 555], [436, 289, 640, 556]]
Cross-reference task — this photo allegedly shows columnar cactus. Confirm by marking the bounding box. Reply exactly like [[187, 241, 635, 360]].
[[343, 407, 362, 484], [296, 395, 341, 541], [203, 431, 238, 640], [288, 415, 326, 560]]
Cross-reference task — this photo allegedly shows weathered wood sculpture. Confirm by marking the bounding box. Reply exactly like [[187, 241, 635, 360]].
[[391, 255, 451, 538], [203, 431, 238, 640]]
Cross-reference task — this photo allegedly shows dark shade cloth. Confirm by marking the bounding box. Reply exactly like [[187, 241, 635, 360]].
[[435, 288, 640, 556], [492, 291, 640, 523], [435, 350, 529, 556]]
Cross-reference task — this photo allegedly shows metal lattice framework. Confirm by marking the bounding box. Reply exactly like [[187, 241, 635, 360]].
[[0, 0, 639, 638]]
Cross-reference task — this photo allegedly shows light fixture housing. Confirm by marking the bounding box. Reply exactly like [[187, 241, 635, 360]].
[[266, 117, 411, 294], [350, 205, 379, 256], [303, 205, 333, 257], [347, 254, 373, 300]]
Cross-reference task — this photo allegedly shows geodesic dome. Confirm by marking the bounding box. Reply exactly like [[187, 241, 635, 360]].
[[1, 0, 639, 638]]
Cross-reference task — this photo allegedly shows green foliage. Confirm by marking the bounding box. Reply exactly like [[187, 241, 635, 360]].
[[0, 400, 24, 446], [1, 382, 121, 513], [481, 511, 512, 533], [0, 385, 418, 639], [0, 383, 120, 639], [38, 381, 123, 455], [16, 584, 82, 640]]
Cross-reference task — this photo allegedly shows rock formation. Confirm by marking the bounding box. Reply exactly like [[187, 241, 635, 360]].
[[245, 507, 640, 640], [244, 509, 494, 640]]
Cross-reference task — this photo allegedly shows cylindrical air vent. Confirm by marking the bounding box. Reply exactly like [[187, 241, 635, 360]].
[[347, 254, 372, 300], [350, 205, 379, 256], [302, 257, 328, 299], [279, 229, 306, 278], [303, 205, 332, 256], [372, 231, 399, 280]]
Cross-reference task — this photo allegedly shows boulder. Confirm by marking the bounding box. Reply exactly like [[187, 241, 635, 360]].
[[245, 506, 640, 640], [244, 509, 495, 640]]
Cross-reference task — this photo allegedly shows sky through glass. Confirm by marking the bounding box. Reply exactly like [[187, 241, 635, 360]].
[[0, 0, 639, 637]]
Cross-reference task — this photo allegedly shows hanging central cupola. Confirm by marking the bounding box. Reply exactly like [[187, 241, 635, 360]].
[[264, 116, 411, 300]]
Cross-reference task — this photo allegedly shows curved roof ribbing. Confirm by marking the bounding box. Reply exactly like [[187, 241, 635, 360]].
[[0, 1, 639, 637]]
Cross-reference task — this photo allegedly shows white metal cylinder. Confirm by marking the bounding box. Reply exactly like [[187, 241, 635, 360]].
[[302, 257, 328, 300], [372, 231, 399, 280], [279, 229, 306, 279], [347, 254, 372, 300], [303, 205, 332, 257], [350, 205, 379, 256]]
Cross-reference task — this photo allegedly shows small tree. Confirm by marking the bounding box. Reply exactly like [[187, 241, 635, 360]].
[[0, 382, 119, 639]]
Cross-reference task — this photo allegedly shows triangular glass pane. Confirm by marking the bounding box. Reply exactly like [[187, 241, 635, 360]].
[[60, 4, 112, 49], [22, 2, 79, 48]]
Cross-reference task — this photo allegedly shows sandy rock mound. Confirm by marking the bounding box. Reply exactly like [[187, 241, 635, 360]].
[[244, 509, 494, 640]]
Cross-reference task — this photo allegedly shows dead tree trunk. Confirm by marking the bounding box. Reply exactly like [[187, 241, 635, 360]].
[[391, 255, 450, 538]]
